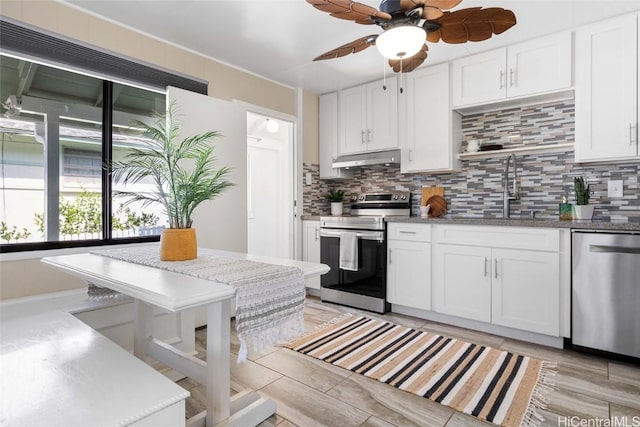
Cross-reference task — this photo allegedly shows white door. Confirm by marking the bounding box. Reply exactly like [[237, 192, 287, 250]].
[[246, 112, 293, 259], [302, 220, 321, 289], [432, 244, 492, 322], [338, 85, 368, 155], [452, 48, 506, 107], [506, 32, 572, 98], [367, 78, 398, 152], [402, 63, 452, 172], [575, 14, 638, 162], [387, 239, 431, 310], [167, 87, 247, 252], [491, 248, 559, 336]]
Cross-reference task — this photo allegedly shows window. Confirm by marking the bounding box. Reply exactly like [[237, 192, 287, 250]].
[[0, 18, 207, 252], [63, 148, 102, 178], [0, 55, 172, 249]]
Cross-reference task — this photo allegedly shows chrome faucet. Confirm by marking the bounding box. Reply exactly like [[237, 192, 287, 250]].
[[502, 153, 520, 218]]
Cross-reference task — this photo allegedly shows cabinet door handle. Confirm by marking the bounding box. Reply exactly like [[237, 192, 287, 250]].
[[494, 258, 499, 279], [509, 68, 515, 87], [499, 70, 505, 89], [361, 130, 366, 144], [367, 129, 372, 143], [484, 257, 488, 277], [315, 228, 319, 242], [408, 149, 413, 162], [630, 123, 638, 145], [389, 249, 392, 264]]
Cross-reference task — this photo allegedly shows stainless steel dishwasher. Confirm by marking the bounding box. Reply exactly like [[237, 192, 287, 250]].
[[572, 230, 640, 360]]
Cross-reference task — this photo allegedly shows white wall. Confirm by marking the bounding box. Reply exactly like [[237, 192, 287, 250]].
[[168, 87, 248, 253]]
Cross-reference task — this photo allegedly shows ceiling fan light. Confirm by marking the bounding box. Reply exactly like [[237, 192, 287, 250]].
[[375, 25, 426, 60]]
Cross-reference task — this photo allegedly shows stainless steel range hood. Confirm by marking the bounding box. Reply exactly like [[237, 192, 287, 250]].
[[331, 149, 401, 169]]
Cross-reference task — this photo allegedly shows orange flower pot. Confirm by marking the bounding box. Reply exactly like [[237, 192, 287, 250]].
[[159, 228, 197, 261]]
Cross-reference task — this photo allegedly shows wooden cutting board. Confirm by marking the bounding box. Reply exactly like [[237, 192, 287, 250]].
[[421, 186, 444, 206]]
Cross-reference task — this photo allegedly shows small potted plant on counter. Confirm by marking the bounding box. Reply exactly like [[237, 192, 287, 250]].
[[326, 189, 345, 216], [573, 176, 594, 220]]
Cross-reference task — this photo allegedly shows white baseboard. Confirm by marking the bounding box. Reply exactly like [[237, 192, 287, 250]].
[[391, 304, 564, 349]]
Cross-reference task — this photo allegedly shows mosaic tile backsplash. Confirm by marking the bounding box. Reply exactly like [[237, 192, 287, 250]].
[[304, 100, 640, 222]]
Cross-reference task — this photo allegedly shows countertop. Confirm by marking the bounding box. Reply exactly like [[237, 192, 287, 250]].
[[386, 216, 640, 232], [303, 214, 640, 232]]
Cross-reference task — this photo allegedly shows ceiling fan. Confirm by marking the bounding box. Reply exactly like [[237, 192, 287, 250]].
[[307, 0, 516, 73]]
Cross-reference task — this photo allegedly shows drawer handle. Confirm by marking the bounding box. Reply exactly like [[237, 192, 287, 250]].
[[399, 230, 417, 234]]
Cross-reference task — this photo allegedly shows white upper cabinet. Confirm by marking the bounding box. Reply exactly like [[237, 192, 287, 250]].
[[319, 92, 352, 179], [575, 13, 639, 163], [452, 32, 573, 108], [506, 32, 573, 98], [400, 62, 461, 173], [453, 49, 506, 107], [338, 78, 398, 155]]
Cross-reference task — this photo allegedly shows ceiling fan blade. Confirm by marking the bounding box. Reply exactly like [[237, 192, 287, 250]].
[[421, 6, 444, 20], [313, 35, 378, 61], [428, 7, 516, 44], [423, 0, 462, 10], [399, 0, 461, 13], [307, 0, 391, 22], [388, 44, 428, 73], [355, 18, 376, 25]]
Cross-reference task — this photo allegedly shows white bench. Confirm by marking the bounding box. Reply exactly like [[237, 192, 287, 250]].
[[0, 291, 190, 427]]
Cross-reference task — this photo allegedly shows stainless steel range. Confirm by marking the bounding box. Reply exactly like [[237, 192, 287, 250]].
[[319, 192, 411, 313]]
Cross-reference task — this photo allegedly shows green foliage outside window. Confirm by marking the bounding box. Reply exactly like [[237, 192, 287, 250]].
[[0, 222, 31, 243], [17, 188, 160, 243]]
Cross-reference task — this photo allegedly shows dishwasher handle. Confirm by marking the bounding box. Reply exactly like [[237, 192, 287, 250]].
[[590, 245, 640, 255]]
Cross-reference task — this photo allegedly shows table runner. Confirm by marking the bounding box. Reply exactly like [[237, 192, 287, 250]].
[[92, 245, 305, 362]]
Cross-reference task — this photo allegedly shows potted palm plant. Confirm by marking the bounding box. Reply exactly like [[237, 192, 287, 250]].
[[110, 103, 234, 261], [573, 176, 594, 220], [326, 189, 345, 216]]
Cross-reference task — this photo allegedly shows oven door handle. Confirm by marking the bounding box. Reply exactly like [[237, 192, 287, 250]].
[[320, 229, 384, 242]]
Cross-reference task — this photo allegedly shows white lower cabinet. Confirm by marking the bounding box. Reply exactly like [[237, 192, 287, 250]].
[[302, 220, 321, 289], [432, 244, 491, 322], [432, 225, 561, 336], [386, 223, 431, 310], [491, 249, 559, 336]]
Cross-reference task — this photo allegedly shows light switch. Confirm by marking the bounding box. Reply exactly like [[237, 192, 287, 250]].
[[608, 180, 623, 198], [305, 172, 313, 185]]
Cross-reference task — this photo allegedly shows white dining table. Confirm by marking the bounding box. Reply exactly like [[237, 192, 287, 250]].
[[40, 246, 329, 427]]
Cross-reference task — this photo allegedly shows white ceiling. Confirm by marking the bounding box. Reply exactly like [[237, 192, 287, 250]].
[[58, 0, 640, 95]]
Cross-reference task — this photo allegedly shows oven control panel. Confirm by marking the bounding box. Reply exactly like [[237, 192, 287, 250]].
[[350, 192, 411, 204]]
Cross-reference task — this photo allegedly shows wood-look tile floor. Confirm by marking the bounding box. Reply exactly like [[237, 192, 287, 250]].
[[177, 296, 640, 427]]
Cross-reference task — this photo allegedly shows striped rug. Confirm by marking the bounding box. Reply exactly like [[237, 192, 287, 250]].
[[285, 314, 555, 427]]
